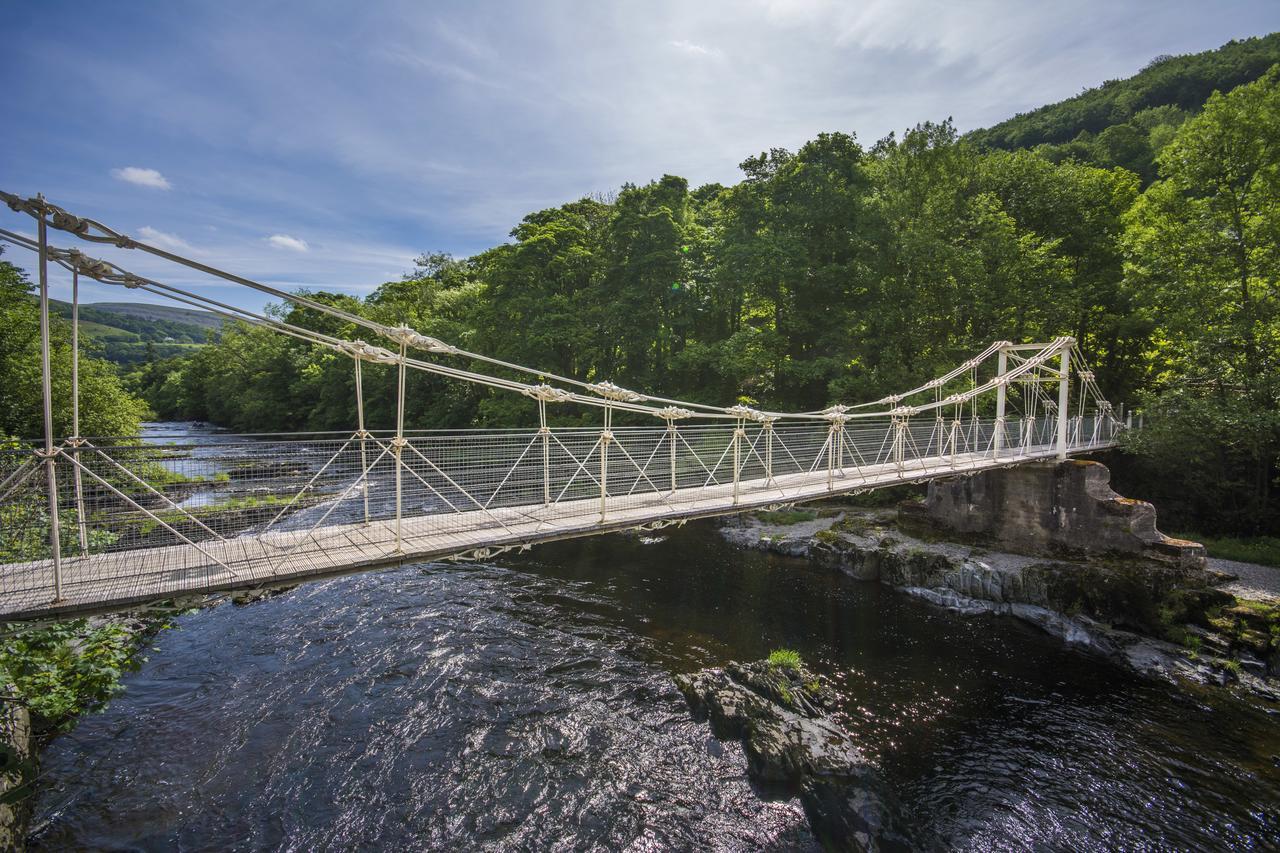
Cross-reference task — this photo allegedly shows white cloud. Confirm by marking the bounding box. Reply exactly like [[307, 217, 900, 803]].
[[266, 234, 309, 252], [137, 226, 192, 252], [110, 166, 172, 190], [668, 39, 723, 58]]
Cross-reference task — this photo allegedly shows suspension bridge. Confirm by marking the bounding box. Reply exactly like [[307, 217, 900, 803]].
[[0, 192, 1125, 620]]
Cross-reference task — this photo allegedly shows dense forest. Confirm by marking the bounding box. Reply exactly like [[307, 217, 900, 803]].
[[3, 40, 1277, 538]]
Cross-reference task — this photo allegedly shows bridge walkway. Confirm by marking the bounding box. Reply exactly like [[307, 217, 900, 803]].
[[0, 440, 1100, 619]]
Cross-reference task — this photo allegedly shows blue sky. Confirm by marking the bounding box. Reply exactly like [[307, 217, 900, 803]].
[[2, 1, 1276, 312]]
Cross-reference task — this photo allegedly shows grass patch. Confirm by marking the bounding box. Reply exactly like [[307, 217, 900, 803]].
[[755, 509, 818, 525], [1171, 533, 1280, 567], [766, 648, 803, 671]]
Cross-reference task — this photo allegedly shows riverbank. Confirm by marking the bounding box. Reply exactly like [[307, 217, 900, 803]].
[[721, 505, 1280, 702]]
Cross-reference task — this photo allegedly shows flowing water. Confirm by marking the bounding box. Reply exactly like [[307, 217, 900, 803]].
[[26, 426, 1280, 850]]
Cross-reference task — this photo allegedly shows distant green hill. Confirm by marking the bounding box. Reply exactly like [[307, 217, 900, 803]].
[[967, 33, 1280, 180], [47, 299, 224, 365], [86, 301, 224, 331]]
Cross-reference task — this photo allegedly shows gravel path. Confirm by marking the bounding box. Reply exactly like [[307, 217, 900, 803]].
[[1210, 557, 1280, 603]]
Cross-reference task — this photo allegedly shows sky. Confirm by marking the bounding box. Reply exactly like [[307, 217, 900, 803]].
[[1, 0, 1276, 313]]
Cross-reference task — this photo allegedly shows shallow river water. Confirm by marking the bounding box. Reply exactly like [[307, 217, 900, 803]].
[[28, 520, 1280, 851]]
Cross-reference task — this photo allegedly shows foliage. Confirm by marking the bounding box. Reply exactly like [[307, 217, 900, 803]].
[[755, 509, 818, 525], [0, 506, 118, 563], [766, 648, 803, 671], [1171, 534, 1280, 568], [968, 34, 1280, 152], [814, 528, 840, 545], [0, 252, 149, 440], [1119, 67, 1280, 535], [0, 619, 144, 731]]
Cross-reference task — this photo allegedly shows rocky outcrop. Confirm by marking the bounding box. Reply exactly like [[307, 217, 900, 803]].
[[723, 505, 1280, 699], [675, 659, 910, 852], [902, 460, 1207, 569]]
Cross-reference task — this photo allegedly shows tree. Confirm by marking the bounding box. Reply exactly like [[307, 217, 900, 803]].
[[0, 254, 147, 440], [1122, 66, 1280, 533]]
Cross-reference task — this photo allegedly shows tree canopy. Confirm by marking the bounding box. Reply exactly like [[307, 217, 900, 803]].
[[0, 252, 147, 440], [6, 44, 1274, 538]]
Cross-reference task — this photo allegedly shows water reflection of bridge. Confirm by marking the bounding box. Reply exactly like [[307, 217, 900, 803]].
[[0, 191, 1123, 618]]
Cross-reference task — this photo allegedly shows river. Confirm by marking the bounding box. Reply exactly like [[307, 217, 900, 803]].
[[26, 425, 1280, 850]]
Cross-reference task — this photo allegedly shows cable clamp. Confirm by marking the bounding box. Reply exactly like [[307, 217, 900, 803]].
[[521, 383, 573, 404], [587, 381, 646, 403]]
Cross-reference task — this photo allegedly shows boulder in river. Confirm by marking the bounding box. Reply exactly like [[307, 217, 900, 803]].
[[675, 657, 911, 852]]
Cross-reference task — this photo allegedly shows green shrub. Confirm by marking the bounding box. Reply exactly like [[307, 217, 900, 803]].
[[0, 619, 146, 732], [767, 648, 803, 671], [1171, 533, 1280, 567]]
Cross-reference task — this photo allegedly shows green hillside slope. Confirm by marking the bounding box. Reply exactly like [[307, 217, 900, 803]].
[[969, 33, 1280, 151], [46, 299, 223, 365]]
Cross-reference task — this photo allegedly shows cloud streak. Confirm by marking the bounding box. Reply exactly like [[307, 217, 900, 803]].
[[110, 166, 171, 190], [668, 39, 723, 58], [267, 234, 309, 252], [137, 226, 193, 252]]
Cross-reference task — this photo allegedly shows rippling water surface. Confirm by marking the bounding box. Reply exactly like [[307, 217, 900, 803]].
[[29, 463, 1280, 850]]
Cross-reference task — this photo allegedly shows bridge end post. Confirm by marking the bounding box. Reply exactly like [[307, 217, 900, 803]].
[[668, 419, 677, 494], [993, 346, 1008, 459], [539, 399, 550, 507], [599, 403, 611, 522], [732, 419, 743, 505], [1056, 339, 1072, 460]]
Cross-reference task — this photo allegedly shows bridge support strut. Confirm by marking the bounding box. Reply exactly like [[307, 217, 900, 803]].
[[1056, 343, 1071, 459], [37, 201, 64, 602], [993, 346, 1008, 459], [393, 341, 407, 552]]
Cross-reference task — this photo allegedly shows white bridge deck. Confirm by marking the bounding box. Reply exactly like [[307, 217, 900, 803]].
[[0, 438, 1108, 620]]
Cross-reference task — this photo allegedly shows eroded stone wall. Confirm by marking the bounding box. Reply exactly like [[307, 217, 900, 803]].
[[907, 459, 1206, 569]]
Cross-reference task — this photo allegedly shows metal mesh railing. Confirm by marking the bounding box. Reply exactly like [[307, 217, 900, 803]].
[[0, 413, 1121, 614]]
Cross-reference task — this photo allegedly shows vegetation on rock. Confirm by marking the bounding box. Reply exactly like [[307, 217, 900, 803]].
[[766, 648, 803, 672]]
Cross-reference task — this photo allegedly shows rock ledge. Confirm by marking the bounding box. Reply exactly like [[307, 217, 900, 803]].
[[675, 659, 910, 852]]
